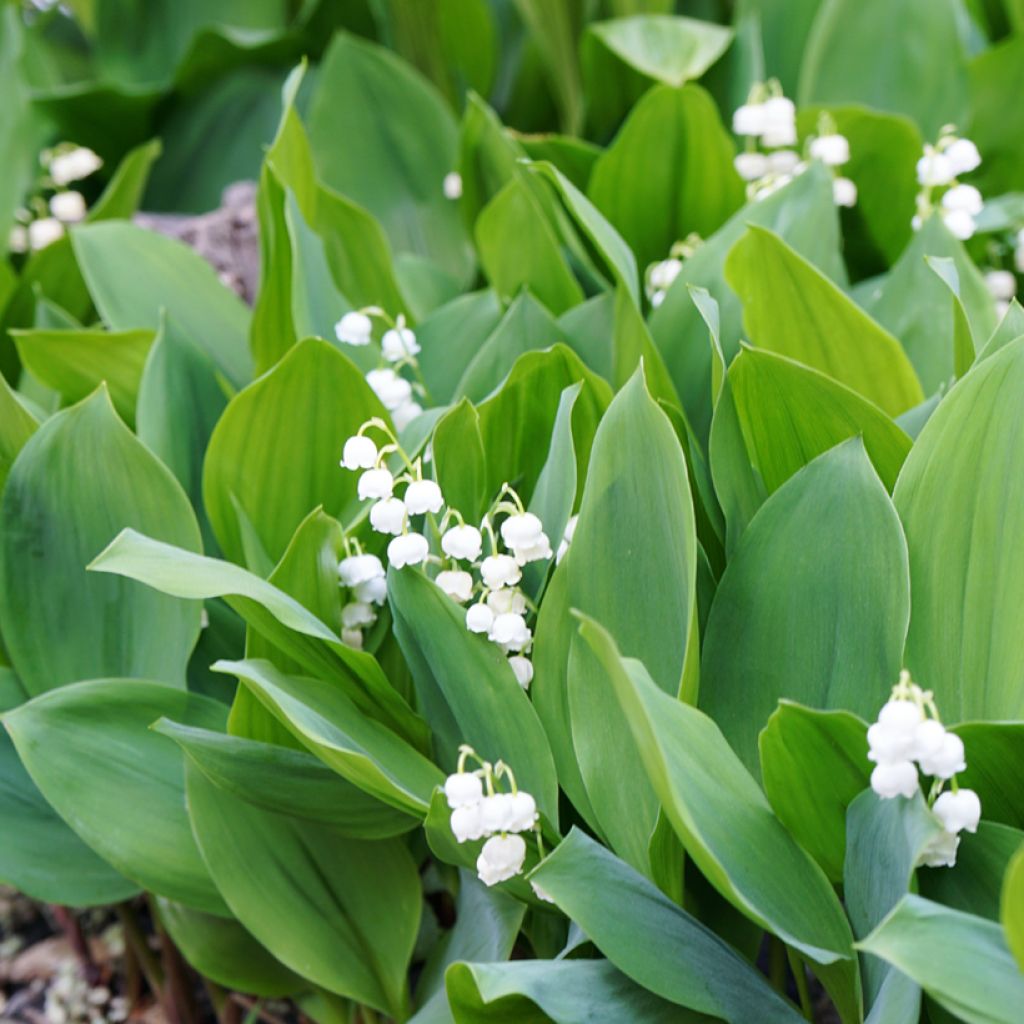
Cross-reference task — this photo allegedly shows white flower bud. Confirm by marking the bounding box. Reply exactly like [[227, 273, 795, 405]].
[[382, 326, 420, 362], [985, 270, 1017, 302], [488, 612, 532, 653], [49, 146, 102, 186], [338, 553, 385, 587], [648, 258, 683, 292], [932, 788, 981, 834], [444, 772, 484, 808], [28, 217, 64, 250], [480, 793, 515, 834], [942, 208, 976, 241], [366, 368, 413, 411], [370, 497, 406, 535], [487, 589, 526, 615], [481, 554, 521, 590], [945, 138, 981, 176], [341, 627, 363, 649], [404, 479, 444, 515], [878, 700, 924, 730], [832, 177, 857, 208], [358, 467, 394, 501], [917, 829, 960, 868], [917, 151, 955, 187], [341, 434, 378, 470], [436, 569, 474, 603], [508, 655, 533, 689], [466, 602, 494, 634], [451, 803, 485, 843], [354, 576, 388, 605], [506, 791, 538, 832], [732, 103, 768, 137], [335, 311, 373, 346], [391, 401, 423, 431], [942, 184, 983, 216], [918, 732, 966, 779], [341, 602, 375, 628], [387, 532, 429, 569], [734, 152, 769, 181], [49, 190, 87, 223], [810, 134, 850, 166], [910, 719, 947, 762], [442, 524, 483, 561], [870, 760, 920, 799], [476, 833, 526, 886], [443, 171, 463, 200]]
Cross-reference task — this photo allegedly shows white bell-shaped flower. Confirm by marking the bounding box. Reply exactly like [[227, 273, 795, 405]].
[[28, 217, 64, 250], [810, 134, 850, 166], [918, 732, 966, 779], [507, 791, 538, 832], [732, 103, 768, 137], [985, 270, 1017, 302], [387, 532, 429, 569], [734, 152, 769, 181], [341, 627, 363, 649], [49, 146, 102, 186], [867, 721, 914, 764], [436, 569, 474, 604], [932, 788, 981, 834], [370, 497, 406, 535], [8, 224, 27, 254], [917, 829, 960, 869], [769, 149, 801, 175], [442, 524, 483, 561], [405, 479, 444, 515], [501, 513, 544, 548], [480, 793, 515, 834], [910, 719, 947, 762], [870, 760, 920, 799], [942, 208, 976, 241], [451, 803, 485, 843], [878, 699, 924, 730], [342, 602, 375, 628], [443, 171, 463, 200], [354, 576, 388, 606], [760, 96, 796, 147], [942, 183, 983, 216], [341, 435, 378, 470], [335, 311, 373, 347], [508, 655, 533, 689], [832, 177, 858, 208], [481, 554, 521, 590], [466, 603, 495, 634], [382, 326, 421, 363], [917, 151, 955, 187], [945, 138, 981, 176], [358, 467, 394, 501], [50, 190, 87, 223], [366, 368, 413, 411], [488, 612, 532, 653], [391, 401, 423, 431], [487, 589, 526, 615], [476, 834, 526, 886], [444, 772, 484, 808], [513, 534, 552, 565], [648, 258, 683, 292], [338, 553, 384, 587]]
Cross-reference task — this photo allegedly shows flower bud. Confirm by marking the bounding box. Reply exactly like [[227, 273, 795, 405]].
[[50, 190, 87, 223], [832, 177, 857, 208], [878, 699, 924, 730], [382, 326, 420, 362], [941, 183, 983, 216], [444, 772, 483, 808], [341, 628, 363, 649], [335, 311, 373, 346], [387, 532, 429, 569], [405, 479, 444, 515], [810, 134, 850, 166], [341, 435, 378, 470], [466, 603, 494, 634], [508, 656, 534, 689], [28, 217, 64, 250], [732, 103, 768, 136], [945, 137, 981, 176]]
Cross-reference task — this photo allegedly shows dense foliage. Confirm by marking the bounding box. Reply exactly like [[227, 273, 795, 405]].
[[2, 1, 1024, 1022]]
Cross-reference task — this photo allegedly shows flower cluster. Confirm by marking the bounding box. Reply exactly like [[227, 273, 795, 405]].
[[339, 422, 554, 685], [7, 144, 101, 255], [444, 745, 550, 898], [913, 129, 983, 240], [645, 235, 702, 308], [335, 308, 425, 430], [867, 670, 981, 868], [336, 549, 387, 650]]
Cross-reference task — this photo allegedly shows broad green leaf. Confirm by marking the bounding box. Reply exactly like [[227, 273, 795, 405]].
[[980, 299, 1024, 363], [72, 221, 252, 389], [387, 567, 558, 822], [88, 530, 429, 748], [308, 32, 471, 282], [156, 898, 303, 998], [530, 829, 804, 1023], [650, 164, 843, 440], [1002, 845, 1024, 972], [725, 226, 923, 416], [729, 347, 913, 495], [798, 0, 968, 138], [894, 338, 1024, 719], [759, 703, 870, 883], [13, 326, 154, 425], [4, 678, 229, 914], [475, 179, 584, 315], [954, 723, 1024, 829], [433, 400, 488, 525], [186, 761, 420, 1018], [844, 790, 943, 1011], [87, 137, 163, 221], [588, 84, 743, 271], [701, 441, 909, 774], [0, 374, 38, 492], [967, 35, 1024, 197], [732, 0, 817, 97], [445, 958, 706, 1024], [925, 256, 976, 378], [0, 390, 202, 695], [154, 718, 418, 837], [580, 618, 860, 1020], [203, 337, 386, 565], [858, 895, 1024, 1024]]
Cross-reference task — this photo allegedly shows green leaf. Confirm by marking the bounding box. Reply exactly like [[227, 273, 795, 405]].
[[0, 374, 38, 493], [433, 400, 488, 525], [729, 346, 913, 495], [87, 529, 429, 749], [588, 84, 743, 271], [759, 703, 870, 883], [530, 829, 804, 1023], [72, 221, 252, 390], [925, 255, 976, 378], [155, 898, 303, 998], [308, 32, 470, 282], [1002, 844, 1024, 972], [701, 440, 910, 774], [954, 723, 1024, 830], [203, 337, 386, 566], [858, 895, 1024, 1024], [4, 678, 229, 914], [725, 226, 923, 417], [980, 299, 1024, 363], [894, 338, 1024, 719], [185, 761, 420, 1018], [967, 35, 1024, 197], [387, 566, 558, 822], [154, 718, 418, 837], [798, 0, 968, 138], [445, 958, 707, 1024], [13, 326, 154, 425], [579, 617, 860, 1020], [0, 390, 202, 695]]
